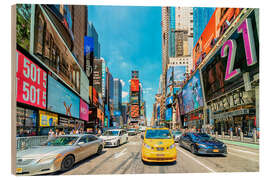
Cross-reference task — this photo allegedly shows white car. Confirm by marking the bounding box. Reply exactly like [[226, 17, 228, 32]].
[[100, 129, 128, 147]]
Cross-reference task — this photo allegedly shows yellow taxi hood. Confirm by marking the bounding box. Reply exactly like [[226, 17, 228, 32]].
[[144, 138, 174, 147]]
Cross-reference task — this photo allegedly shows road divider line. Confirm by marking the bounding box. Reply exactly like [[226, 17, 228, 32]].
[[114, 148, 127, 159], [228, 147, 258, 155], [176, 147, 216, 173]]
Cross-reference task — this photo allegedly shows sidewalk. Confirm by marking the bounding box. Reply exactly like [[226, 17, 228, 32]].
[[214, 135, 259, 149]]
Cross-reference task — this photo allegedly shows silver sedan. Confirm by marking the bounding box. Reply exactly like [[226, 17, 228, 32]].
[[16, 134, 104, 175]]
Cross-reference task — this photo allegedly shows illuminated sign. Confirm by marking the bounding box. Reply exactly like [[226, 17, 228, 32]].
[[80, 99, 89, 121], [39, 110, 58, 127], [130, 79, 139, 92], [16, 50, 47, 109]]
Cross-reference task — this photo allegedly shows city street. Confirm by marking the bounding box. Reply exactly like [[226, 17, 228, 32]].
[[52, 133, 259, 175]]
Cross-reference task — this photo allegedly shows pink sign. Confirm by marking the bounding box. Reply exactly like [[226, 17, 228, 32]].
[[80, 99, 89, 121], [16, 50, 47, 109]]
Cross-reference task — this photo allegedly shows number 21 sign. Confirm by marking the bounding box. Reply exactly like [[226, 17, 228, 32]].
[[16, 50, 47, 109], [221, 18, 258, 81]]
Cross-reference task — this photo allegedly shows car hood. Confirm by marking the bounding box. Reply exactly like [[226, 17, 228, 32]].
[[144, 139, 174, 147], [100, 136, 118, 140], [17, 146, 73, 159]]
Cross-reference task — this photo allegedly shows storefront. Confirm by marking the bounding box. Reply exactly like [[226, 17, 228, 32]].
[[16, 107, 38, 136]]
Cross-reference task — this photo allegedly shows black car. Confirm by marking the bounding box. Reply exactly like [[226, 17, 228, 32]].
[[179, 132, 227, 156]]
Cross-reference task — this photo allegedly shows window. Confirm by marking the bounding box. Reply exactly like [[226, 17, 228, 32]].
[[79, 136, 88, 143], [88, 135, 98, 142]]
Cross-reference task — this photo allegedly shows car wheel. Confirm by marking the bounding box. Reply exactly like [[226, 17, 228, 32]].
[[96, 145, 103, 155], [117, 140, 120, 147], [179, 140, 183, 147], [126, 137, 128, 143], [61, 155, 74, 171], [191, 145, 196, 154]]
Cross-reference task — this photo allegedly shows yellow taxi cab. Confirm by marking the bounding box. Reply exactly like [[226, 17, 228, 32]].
[[141, 127, 177, 163]]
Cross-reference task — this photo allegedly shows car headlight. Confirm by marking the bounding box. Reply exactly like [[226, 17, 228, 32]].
[[168, 144, 175, 149], [144, 143, 152, 149], [222, 143, 226, 148], [38, 154, 62, 164], [196, 143, 208, 148]]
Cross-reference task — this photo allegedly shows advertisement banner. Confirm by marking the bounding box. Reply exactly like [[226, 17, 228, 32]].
[[157, 105, 160, 120], [173, 66, 186, 86], [80, 70, 89, 103], [34, 5, 81, 94], [80, 99, 89, 121], [182, 71, 204, 114], [193, 8, 242, 67], [47, 75, 80, 118], [202, 11, 259, 102], [130, 79, 139, 92], [166, 67, 173, 87], [166, 96, 173, 106], [165, 108, 172, 121], [114, 111, 121, 116], [102, 61, 106, 98], [16, 50, 47, 109], [130, 96, 139, 104], [93, 59, 102, 94], [130, 105, 139, 118], [93, 87, 98, 106], [39, 110, 58, 127]]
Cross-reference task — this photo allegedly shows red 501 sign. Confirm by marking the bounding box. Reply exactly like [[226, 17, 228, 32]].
[[16, 50, 47, 109]]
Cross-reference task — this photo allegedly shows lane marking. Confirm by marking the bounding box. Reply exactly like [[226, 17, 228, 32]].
[[176, 147, 216, 173], [114, 148, 127, 159], [111, 153, 134, 174], [228, 147, 259, 155]]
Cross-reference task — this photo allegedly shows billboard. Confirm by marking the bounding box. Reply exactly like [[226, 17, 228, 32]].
[[167, 67, 173, 87], [84, 36, 94, 92], [102, 61, 106, 97], [80, 70, 89, 103], [131, 71, 139, 78], [130, 105, 139, 118], [173, 66, 187, 86], [165, 108, 172, 121], [157, 104, 160, 120], [33, 5, 81, 94], [182, 71, 204, 114], [16, 4, 32, 51], [80, 99, 89, 121], [130, 96, 139, 104], [47, 75, 80, 119], [93, 59, 102, 94], [130, 79, 139, 92], [166, 96, 173, 106], [202, 10, 259, 102], [16, 50, 47, 109], [39, 110, 58, 127], [193, 8, 242, 67]]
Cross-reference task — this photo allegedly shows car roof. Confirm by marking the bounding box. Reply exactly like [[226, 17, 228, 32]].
[[106, 129, 122, 131]]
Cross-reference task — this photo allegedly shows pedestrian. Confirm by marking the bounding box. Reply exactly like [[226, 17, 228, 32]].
[[17, 128, 26, 137], [55, 129, 60, 137], [48, 129, 55, 137], [238, 126, 241, 136], [98, 128, 102, 136]]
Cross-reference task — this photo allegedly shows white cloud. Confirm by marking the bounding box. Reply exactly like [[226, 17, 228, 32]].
[[122, 91, 129, 98]]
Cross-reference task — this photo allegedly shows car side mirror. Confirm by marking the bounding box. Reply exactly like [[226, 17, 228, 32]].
[[141, 134, 144, 139]]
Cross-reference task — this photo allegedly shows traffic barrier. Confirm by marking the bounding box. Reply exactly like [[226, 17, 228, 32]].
[[16, 136, 49, 151]]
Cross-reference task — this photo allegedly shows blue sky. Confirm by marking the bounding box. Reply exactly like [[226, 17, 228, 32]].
[[88, 6, 162, 123]]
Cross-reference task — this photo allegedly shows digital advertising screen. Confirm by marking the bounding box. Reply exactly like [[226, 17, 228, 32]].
[[80, 99, 89, 121], [165, 108, 172, 121], [47, 75, 80, 119], [182, 70, 204, 114], [16, 50, 47, 109], [130, 79, 139, 92], [39, 110, 58, 127]]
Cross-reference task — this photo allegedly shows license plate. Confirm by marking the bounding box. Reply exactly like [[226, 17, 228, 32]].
[[16, 168, 22, 173], [213, 149, 219, 152], [156, 154, 164, 157]]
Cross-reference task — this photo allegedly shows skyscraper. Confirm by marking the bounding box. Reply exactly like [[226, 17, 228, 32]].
[[113, 78, 122, 126], [87, 21, 101, 59]]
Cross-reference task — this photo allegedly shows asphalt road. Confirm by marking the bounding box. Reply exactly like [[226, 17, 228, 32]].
[[58, 133, 259, 175]]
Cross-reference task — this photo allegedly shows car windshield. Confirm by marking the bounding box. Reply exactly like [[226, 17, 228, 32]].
[[145, 129, 172, 139], [172, 131, 182, 135], [128, 129, 136, 131], [43, 136, 78, 146], [103, 131, 119, 136], [192, 133, 215, 141]]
